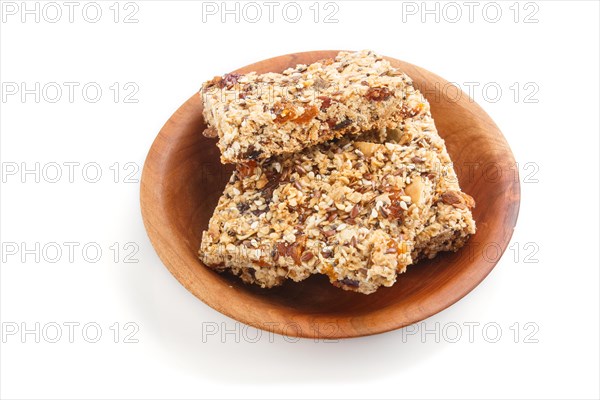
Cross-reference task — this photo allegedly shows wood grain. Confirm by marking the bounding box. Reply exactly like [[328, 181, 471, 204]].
[[140, 51, 520, 339]]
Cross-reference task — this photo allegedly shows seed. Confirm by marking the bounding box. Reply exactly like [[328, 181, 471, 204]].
[[323, 229, 336, 237], [350, 204, 360, 218], [322, 249, 333, 258], [276, 242, 288, 257], [301, 252, 314, 262], [295, 164, 307, 175]]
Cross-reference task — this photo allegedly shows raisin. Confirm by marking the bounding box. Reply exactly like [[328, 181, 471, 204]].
[[332, 118, 352, 131], [338, 278, 360, 288], [222, 73, 241, 89], [294, 105, 318, 124], [387, 193, 407, 221], [236, 160, 257, 179], [365, 87, 392, 101], [260, 169, 282, 203], [244, 145, 262, 160], [261, 186, 275, 203], [273, 102, 297, 123], [236, 202, 250, 213], [318, 96, 333, 111]]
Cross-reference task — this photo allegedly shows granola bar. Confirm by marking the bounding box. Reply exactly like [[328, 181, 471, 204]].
[[373, 92, 477, 261], [199, 138, 442, 294], [200, 50, 425, 163], [413, 196, 476, 261]]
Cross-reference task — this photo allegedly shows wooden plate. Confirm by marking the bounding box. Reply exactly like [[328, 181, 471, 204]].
[[140, 51, 520, 339]]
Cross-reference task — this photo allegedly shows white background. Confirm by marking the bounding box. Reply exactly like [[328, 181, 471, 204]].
[[1, 1, 599, 399]]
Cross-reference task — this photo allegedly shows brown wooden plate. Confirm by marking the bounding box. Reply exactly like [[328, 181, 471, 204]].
[[140, 51, 520, 339]]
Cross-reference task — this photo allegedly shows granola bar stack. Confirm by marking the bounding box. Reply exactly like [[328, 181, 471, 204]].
[[198, 50, 475, 294]]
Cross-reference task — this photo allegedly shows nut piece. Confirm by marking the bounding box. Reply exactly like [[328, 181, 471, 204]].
[[385, 128, 413, 146], [255, 173, 269, 189], [386, 128, 402, 142], [355, 142, 383, 157], [463, 193, 476, 209], [441, 190, 474, 209], [206, 223, 220, 243], [203, 127, 218, 138], [405, 176, 424, 204]]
